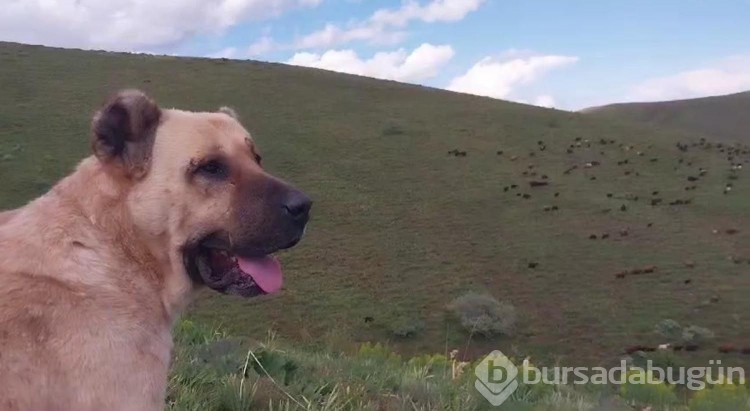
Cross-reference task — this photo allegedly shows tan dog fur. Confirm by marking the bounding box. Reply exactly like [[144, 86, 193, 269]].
[[0, 90, 307, 411]]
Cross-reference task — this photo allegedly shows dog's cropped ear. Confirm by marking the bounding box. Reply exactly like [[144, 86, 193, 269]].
[[218, 106, 239, 120], [91, 89, 162, 179]]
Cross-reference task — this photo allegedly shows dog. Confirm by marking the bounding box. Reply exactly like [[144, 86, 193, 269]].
[[0, 89, 312, 411]]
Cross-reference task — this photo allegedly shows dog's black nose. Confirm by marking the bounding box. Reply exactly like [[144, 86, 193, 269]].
[[282, 190, 312, 223]]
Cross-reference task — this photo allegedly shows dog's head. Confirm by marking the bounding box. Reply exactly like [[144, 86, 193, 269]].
[[90, 89, 312, 298]]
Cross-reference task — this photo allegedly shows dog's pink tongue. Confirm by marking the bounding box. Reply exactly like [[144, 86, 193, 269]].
[[237, 256, 283, 294]]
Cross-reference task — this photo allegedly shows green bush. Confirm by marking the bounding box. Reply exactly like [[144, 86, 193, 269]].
[[447, 292, 517, 337], [689, 376, 749, 411], [389, 316, 425, 339], [654, 320, 715, 347], [357, 342, 402, 364], [618, 369, 678, 408], [681, 325, 715, 346], [655, 319, 683, 342]]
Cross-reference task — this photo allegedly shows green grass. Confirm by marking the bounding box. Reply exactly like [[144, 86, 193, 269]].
[[582, 91, 750, 144], [2, 41, 750, 374], [167, 320, 749, 411]]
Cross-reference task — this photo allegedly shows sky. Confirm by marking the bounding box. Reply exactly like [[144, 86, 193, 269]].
[[2, 0, 749, 110]]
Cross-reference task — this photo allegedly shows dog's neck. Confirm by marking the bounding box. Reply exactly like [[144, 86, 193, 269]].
[[50, 157, 195, 322]]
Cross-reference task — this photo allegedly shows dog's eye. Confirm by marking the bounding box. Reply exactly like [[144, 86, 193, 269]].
[[196, 159, 228, 179]]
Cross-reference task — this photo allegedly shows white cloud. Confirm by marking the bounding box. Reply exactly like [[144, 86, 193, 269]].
[[533, 95, 556, 108], [286, 43, 454, 82], [295, 24, 407, 50], [630, 55, 750, 102], [0, 0, 322, 51], [206, 47, 238, 59], [248, 36, 277, 56], [447, 54, 579, 100], [370, 0, 484, 27], [293, 0, 485, 50]]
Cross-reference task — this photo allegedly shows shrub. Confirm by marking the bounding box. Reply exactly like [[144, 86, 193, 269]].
[[655, 319, 683, 342], [390, 316, 425, 339], [619, 369, 678, 408], [689, 376, 749, 411], [357, 342, 401, 364], [655, 320, 715, 347], [448, 292, 517, 337], [682, 325, 715, 346]]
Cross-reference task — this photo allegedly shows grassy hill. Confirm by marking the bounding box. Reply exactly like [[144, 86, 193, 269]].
[[583, 91, 750, 144], [1, 41, 750, 373]]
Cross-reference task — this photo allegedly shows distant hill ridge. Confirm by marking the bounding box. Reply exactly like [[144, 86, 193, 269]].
[[583, 91, 750, 143]]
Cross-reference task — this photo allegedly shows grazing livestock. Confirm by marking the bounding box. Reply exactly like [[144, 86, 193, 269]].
[[563, 165, 578, 174], [718, 345, 735, 354]]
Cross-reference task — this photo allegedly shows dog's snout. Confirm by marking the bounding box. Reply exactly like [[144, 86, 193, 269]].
[[282, 189, 312, 223]]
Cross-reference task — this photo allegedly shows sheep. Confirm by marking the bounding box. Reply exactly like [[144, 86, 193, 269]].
[[658, 344, 671, 350]]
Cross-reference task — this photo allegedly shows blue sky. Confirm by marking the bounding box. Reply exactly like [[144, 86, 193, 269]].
[[2, 0, 749, 110]]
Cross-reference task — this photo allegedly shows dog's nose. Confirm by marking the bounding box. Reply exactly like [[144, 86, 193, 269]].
[[282, 190, 312, 223]]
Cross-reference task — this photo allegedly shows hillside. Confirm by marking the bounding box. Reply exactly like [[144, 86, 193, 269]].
[[583, 91, 750, 144], [1, 41, 749, 371]]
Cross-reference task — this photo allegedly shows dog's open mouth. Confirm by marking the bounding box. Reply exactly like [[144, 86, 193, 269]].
[[184, 239, 284, 298]]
